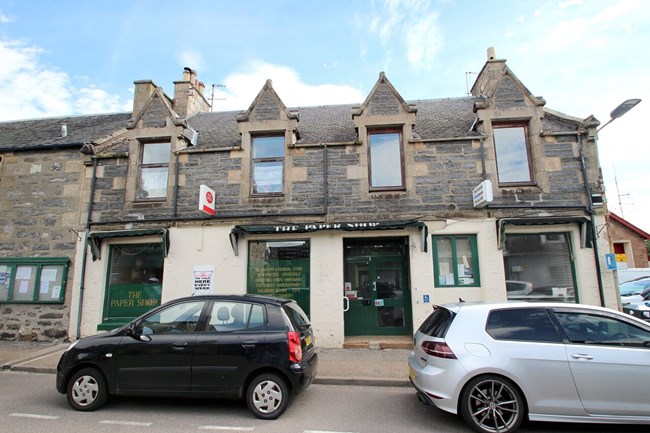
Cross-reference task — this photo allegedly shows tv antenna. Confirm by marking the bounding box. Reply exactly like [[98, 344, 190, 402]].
[[210, 84, 226, 111], [614, 165, 631, 218], [465, 72, 478, 95]]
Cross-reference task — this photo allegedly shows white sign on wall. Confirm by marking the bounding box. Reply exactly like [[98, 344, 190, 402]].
[[472, 179, 493, 208], [193, 265, 214, 296], [199, 184, 216, 215]]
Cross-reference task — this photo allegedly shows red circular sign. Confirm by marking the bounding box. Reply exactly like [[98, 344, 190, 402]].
[[206, 191, 214, 204]]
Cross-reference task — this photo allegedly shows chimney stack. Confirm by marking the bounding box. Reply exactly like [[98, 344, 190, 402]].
[[173, 67, 210, 116], [132, 80, 157, 118]]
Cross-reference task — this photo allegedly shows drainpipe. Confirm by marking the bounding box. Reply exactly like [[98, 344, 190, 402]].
[[322, 143, 329, 214], [578, 132, 606, 307], [173, 152, 180, 218], [76, 157, 98, 339]]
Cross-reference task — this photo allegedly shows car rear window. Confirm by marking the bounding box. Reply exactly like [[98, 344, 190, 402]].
[[282, 301, 311, 329], [486, 308, 561, 342], [418, 306, 455, 337]]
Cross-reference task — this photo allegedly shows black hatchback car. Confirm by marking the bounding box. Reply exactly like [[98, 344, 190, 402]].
[[56, 295, 318, 419]]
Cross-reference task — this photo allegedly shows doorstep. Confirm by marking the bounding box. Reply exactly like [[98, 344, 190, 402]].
[[343, 335, 412, 350]]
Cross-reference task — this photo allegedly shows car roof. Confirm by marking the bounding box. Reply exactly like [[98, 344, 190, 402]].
[[167, 294, 294, 305], [438, 300, 613, 314], [622, 276, 650, 284]]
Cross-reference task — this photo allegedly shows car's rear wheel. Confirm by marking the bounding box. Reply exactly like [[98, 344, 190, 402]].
[[66, 367, 108, 411], [246, 373, 290, 420], [459, 375, 525, 433]]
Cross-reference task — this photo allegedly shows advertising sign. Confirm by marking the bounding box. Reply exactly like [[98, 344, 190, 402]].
[[193, 265, 214, 295], [472, 179, 493, 208], [199, 184, 215, 215]]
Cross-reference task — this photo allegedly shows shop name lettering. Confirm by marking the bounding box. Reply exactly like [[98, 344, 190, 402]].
[[110, 291, 159, 308], [273, 222, 381, 232]]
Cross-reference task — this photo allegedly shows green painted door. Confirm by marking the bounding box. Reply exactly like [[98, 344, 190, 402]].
[[343, 238, 412, 336]]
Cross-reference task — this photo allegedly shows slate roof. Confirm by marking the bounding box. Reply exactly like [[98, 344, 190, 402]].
[[187, 96, 483, 148], [1, 96, 582, 151], [0, 113, 131, 151]]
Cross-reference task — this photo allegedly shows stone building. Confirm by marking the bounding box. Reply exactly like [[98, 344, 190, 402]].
[[0, 49, 619, 345], [0, 113, 129, 340], [608, 212, 649, 269]]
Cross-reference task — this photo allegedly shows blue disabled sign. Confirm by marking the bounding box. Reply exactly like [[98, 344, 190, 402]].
[[423, 294, 430, 304]]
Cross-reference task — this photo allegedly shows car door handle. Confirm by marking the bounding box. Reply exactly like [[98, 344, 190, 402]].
[[172, 342, 188, 351], [242, 344, 256, 349], [571, 353, 593, 360]]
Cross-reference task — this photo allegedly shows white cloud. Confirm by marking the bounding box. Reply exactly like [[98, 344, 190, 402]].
[[0, 38, 130, 120], [0, 9, 11, 23], [209, 60, 365, 111], [362, 0, 442, 71], [177, 49, 205, 73]]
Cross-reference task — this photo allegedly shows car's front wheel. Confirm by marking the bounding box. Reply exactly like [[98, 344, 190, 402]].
[[459, 375, 525, 433], [246, 373, 290, 419], [66, 367, 108, 411]]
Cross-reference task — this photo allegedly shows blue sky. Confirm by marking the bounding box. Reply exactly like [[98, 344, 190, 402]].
[[1, 0, 649, 231]]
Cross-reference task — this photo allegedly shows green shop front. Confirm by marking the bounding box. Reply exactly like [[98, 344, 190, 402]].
[[231, 221, 426, 337]]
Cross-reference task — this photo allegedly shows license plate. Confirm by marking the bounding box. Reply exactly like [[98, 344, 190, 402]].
[[305, 335, 312, 347], [409, 366, 415, 381]]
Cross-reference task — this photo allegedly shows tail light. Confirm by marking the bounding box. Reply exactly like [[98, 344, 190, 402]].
[[421, 341, 457, 359], [288, 331, 303, 363]]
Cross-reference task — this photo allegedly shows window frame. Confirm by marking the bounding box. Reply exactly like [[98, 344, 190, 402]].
[[0, 257, 69, 304], [137, 140, 171, 201], [368, 128, 405, 191], [251, 134, 285, 196], [492, 122, 534, 186], [98, 243, 164, 330], [432, 235, 480, 287], [503, 232, 578, 303]]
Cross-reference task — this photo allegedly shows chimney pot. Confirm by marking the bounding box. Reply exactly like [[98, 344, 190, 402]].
[[61, 123, 68, 138], [487, 47, 496, 61]]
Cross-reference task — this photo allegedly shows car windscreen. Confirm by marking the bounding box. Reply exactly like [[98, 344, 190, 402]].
[[418, 306, 454, 337], [620, 279, 650, 296], [282, 301, 311, 330]]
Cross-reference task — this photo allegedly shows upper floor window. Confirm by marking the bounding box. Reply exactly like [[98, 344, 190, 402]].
[[138, 142, 170, 200], [493, 124, 533, 185], [368, 130, 404, 190], [252, 135, 284, 195]]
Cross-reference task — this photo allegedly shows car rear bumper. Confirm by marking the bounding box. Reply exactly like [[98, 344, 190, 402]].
[[407, 352, 461, 415], [288, 351, 318, 393]]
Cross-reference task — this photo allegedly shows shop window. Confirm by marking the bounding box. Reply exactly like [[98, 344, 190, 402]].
[[138, 141, 170, 200], [0, 257, 69, 304], [432, 235, 480, 287], [368, 130, 404, 190], [100, 243, 164, 329], [247, 240, 310, 316], [493, 123, 533, 185], [251, 135, 284, 195], [503, 233, 576, 303]]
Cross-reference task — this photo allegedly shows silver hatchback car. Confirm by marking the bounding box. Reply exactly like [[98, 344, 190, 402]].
[[408, 302, 650, 433]]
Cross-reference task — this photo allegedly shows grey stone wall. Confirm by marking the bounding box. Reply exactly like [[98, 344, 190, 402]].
[[0, 148, 80, 341]]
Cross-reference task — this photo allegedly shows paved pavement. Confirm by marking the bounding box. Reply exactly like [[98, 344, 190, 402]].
[[0, 340, 412, 387]]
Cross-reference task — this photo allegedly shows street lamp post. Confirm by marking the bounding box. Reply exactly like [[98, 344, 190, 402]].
[[597, 98, 641, 133], [591, 98, 641, 308]]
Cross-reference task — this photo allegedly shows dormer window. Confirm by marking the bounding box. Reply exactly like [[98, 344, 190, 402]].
[[368, 129, 404, 190], [251, 135, 284, 195], [493, 123, 533, 185], [138, 141, 170, 200]]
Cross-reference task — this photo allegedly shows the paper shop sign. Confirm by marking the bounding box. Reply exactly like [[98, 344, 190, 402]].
[[273, 222, 382, 232], [235, 221, 422, 235]]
